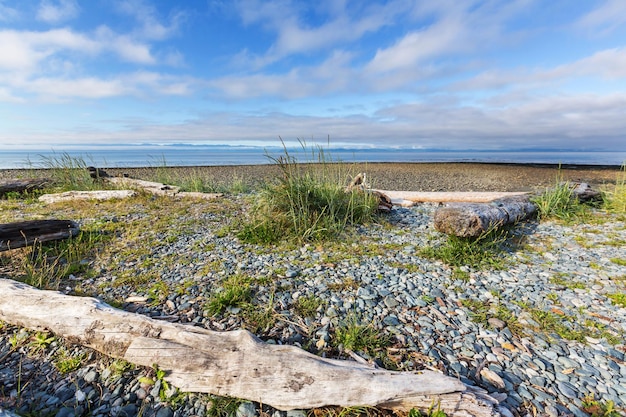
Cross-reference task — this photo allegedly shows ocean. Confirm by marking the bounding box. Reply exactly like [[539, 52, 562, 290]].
[[0, 146, 624, 169]]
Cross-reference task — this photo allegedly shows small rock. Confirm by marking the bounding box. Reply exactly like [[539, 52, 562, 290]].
[[480, 368, 505, 390], [488, 318, 506, 330], [83, 370, 98, 383], [156, 406, 174, 417], [236, 402, 257, 417]]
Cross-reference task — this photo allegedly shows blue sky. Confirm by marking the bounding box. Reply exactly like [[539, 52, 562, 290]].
[[0, 0, 625, 151]]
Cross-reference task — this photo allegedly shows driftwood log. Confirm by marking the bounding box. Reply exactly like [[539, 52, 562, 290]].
[[434, 197, 537, 238], [105, 177, 223, 199], [0, 279, 500, 416], [373, 190, 529, 206], [0, 220, 79, 252], [38, 190, 137, 204], [0, 178, 52, 196]]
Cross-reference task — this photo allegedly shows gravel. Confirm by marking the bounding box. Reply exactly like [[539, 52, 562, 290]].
[[1, 164, 625, 416]]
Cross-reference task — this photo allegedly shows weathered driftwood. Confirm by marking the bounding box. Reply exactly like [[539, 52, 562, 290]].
[[0, 178, 52, 196], [570, 182, 602, 203], [105, 177, 223, 199], [434, 197, 536, 238], [38, 190, 137, 204], [0, 220, 80, 251], [373, 190, 529, 207], [0, 279, 499, 416], [106, 176, 181, 196]]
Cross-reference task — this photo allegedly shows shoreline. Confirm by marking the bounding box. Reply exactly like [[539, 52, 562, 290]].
[[1, 162, 622, 193]]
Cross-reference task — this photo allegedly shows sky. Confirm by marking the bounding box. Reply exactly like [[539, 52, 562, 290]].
[[0, 0, 625, 152]]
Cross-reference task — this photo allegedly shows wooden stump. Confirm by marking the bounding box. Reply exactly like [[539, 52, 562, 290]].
[[0, 279, 500, 416]]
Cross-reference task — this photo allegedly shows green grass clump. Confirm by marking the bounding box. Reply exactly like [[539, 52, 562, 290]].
[[607, 293, 626, 308], [603, 163, 626, 215], [39, 152, 106, 191], [532, 179, 588, 222], [206, 275, 252, 315], [333, 315, 391, 355], [582, 395, 621, 417], [14, 230, 104, 290], [238, 142, 378, 244], [419, 229, 510, 270], [610, 257, 626, 266], [294, 294, 324, 318]]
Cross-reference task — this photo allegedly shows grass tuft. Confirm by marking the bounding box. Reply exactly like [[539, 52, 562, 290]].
[[419, 228, 511, 270], [603, 163, 626, 215], [38, 152, 105, 191], [238, 141, 378, 244], [205, 275, 252, 316], [532, 179, 588, 222], [333, 315, 392, 355]]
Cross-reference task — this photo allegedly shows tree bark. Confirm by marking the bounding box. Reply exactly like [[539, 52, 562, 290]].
[[373, 191, 529, 206], [0, 220, 80, 252], [0, 279, 499, 416], [433, 197, 536, 238], [0, 178, 52, 196]]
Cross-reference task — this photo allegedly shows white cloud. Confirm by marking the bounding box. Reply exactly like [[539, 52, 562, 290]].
[[233, 0, 403, 67], [365, 18, 463, 74], [37, 0, 79, 24], [27, 76, 126, 98], [114, 0, 184, 40], [0, 29, 98, 71], [452, 47, 626, 92], [577, 0, 626, 34], [0, 1, 19, 21]]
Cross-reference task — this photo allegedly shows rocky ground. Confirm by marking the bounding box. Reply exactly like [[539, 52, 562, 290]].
[[0, 163, 625, 417]]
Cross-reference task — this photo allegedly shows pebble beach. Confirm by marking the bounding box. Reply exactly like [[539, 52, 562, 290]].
[[0, 163, 625, 417]]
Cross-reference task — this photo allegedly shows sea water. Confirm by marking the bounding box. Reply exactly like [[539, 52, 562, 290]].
[[0, 145, 624, 169]]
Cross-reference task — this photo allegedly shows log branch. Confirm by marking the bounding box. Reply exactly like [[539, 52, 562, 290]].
[[0, 279, 499, 416]]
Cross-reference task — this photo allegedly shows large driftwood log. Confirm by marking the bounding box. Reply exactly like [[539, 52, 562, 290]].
[[105, 177, 223, 199], [373, 190, 529, 206], [0, 178, 52, 196], [0, 279, 499, 416], [106, 176, 181, 196], [0, 220, 80, 251], [434, 197, 536, 238], [38, 190, 137, 204]]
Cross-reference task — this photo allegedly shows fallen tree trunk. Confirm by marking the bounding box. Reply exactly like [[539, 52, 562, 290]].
[[0, 220, 80, 251], [0, 279, 499, 416], [373, 190, 529, 206], [0, 178, 52, 196], [434, 197, 536, 238]]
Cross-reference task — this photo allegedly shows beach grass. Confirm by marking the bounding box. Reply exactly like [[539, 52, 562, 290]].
[[237, 142, 379, 244]]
